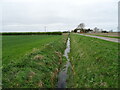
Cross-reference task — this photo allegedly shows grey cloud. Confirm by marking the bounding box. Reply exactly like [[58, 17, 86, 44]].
[[2, 0, 119, 32]]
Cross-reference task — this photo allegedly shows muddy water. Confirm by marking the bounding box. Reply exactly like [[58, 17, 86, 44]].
[[57, 37, 71, 88]]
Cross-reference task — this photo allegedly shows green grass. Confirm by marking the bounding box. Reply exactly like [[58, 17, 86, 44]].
[[67, 34, 119, 88], [2, 35, 68, 88], [3, 35, 62, 65]]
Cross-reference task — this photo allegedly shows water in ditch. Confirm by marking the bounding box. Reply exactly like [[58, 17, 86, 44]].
[[57, 37, 71, 88]]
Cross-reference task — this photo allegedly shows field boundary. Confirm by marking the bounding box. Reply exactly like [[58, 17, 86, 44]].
[[1, 32, 62, 35]]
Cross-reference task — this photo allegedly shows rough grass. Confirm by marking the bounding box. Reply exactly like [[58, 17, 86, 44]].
[[2, 35, 68, 88], [67, 34, 119, 88]]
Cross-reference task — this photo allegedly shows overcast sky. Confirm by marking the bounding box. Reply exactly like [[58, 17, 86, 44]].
[[1, 0, 119, 32]]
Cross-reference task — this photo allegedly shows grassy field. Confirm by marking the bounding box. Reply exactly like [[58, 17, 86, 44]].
[[2, 33, 119, 88], [3, 35, 62, 65], [67, 34, 119, 88], [2, 35, 68, 88]]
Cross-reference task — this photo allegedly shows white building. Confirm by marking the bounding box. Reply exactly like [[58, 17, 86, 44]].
[[118, 1, 120, 31], [77, 30, 80, 33]]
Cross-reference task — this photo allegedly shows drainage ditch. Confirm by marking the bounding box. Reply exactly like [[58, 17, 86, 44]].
[[57, 37, 71, 88]]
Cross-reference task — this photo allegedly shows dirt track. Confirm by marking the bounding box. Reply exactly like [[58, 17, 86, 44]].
[[79, 34, 120, 43]]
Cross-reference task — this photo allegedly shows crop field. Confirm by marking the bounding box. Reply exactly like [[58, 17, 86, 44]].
[[3, 35, 62, 65], [2, 35, 68, 88], [67, 34, 119, 88]]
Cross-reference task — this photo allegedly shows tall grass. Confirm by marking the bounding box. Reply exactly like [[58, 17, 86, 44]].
[[67, 34, 119, 88]]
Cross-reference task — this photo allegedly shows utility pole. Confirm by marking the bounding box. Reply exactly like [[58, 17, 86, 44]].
[[45, 26, 47, 32], [118, 1, 120, 32]]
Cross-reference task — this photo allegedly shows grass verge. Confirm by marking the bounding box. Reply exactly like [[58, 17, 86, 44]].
[[67, 34, 119, 88]]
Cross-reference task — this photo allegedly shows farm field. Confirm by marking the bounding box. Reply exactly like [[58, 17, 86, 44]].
[[2, 33, 119, 88], [67, 34, 119, 88], [2, 34, 68, 88], [3, 35, 62, 65]]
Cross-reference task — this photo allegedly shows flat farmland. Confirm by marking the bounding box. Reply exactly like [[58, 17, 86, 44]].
[[2, 35, 68, 88], [3, 35, 62, 65], [2, 33, 119, 88]]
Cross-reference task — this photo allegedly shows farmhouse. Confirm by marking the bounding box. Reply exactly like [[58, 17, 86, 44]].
[[74, 28, 93, 33]]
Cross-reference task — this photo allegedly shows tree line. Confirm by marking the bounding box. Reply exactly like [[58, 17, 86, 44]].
[[72, 23, 112, 33], [1, 32, 62, 35]]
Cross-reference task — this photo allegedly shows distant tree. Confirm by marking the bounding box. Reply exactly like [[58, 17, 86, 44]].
[[77, 23, 85, 29], [88, 28, 91, 31], [85, 28, 93, 33], [76, 23, 85, 33], [74, 29, 77, 33], [63, 31, 69, 33], [102, 31, 108, 33]]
